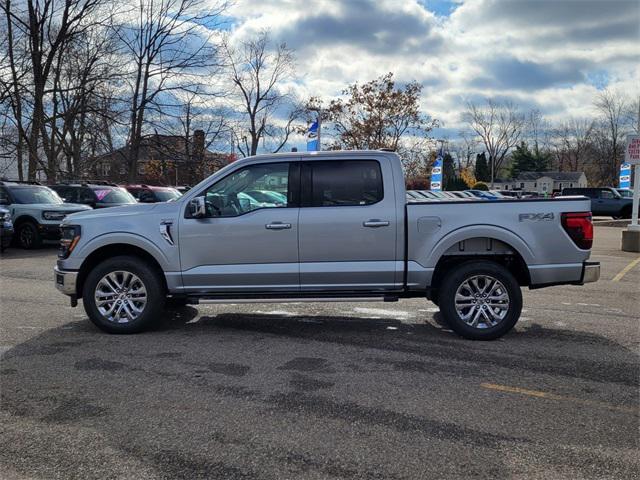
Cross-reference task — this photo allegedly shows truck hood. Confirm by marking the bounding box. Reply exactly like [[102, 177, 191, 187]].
[[64, 203, 158, 222]]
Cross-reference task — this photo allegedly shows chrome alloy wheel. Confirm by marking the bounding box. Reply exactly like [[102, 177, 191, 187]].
[[454, 275, 510, 329], [94, 271, 147, 323]]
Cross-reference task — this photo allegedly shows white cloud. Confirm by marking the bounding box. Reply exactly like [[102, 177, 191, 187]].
[[222, 0, 639, 135]]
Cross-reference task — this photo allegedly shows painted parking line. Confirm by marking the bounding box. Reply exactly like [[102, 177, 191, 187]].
[[612, 256, 640, 282], [480, 383, 637, 414]]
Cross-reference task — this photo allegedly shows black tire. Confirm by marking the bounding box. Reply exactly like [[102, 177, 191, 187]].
[[82, 255, 165, 334], [620, 207, 632, 220], [165, 297, 189, 308], [16, 221, 42, 249], [438, 261, 522, 340]]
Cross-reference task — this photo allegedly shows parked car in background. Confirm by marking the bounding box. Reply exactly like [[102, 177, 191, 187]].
[[562, 187, 636, 219], [0, 180, 92, 249], [123, 185, 182, 203], [0, 206, 13, 252], [407, 190, 432, 200], [450, 191, 476, 199], [50, 182, 137, 209], [617, 188, 633, 199], [466, 189, 500, 200]]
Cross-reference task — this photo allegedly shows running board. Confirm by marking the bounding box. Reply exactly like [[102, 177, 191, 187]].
[[189, 296, 399, 305]]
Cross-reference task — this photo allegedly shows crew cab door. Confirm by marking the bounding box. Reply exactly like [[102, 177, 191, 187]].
[[594, 188, 620, 216], [178, 161, 300, 292], [298, 157, 399, 291]]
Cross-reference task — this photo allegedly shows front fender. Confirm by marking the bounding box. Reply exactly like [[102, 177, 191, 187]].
[[67, 232, 176, 272]]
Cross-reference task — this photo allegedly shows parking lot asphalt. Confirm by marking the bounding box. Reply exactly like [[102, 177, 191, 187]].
[[1, 226, 638, 479]]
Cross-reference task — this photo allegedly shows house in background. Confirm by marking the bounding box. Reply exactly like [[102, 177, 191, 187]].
[[91, 130, 233, 186], [493, 171, 587, 194]]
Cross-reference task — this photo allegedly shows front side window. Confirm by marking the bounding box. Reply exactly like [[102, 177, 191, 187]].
[[202, 162, 290, 217], [153, 189, 182, 202], [307, 160, 383, 207], [599, 190, 614, 199]]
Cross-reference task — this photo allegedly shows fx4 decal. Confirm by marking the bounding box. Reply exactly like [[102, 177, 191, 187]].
[[519, 212, 555, 222]]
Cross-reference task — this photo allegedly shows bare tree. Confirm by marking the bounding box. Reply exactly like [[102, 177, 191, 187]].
[[552, 118, 594, 172], [1, 0, 105, 180], [224, 31, 297, 157], [115, 0, 228, 181], [594, 89, 628, 185], [464, 99, 525, 187]]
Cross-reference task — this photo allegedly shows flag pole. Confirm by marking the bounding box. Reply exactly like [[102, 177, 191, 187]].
[[317, 109, 322, 151]]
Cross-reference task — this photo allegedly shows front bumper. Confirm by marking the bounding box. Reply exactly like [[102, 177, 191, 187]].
[[582, 261, 600, 284], [39, 223, 62, 240], [54, 266, 78, 296], [1, 225, 14, 248]]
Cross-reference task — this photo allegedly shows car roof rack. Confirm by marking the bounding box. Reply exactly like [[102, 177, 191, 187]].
[[57, 179, 117, 187], [377, 148, 395, 152], [0, 178, 42, 186]]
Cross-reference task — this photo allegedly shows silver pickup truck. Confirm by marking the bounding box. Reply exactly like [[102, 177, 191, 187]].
[[54, 150, 599, 340]]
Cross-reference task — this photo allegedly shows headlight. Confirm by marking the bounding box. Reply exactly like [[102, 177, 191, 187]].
[[59, 225, 81, 259], [43, 211, 67, 221]]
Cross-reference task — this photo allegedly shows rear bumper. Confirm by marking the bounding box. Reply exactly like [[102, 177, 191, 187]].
[[54, 266, 78, 296], [581, 261, 600, 284], [529, 261, 599, 289]]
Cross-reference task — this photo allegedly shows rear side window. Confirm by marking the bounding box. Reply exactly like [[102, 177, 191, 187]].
[[306, 160, 383, 207], [599, 189, 615, 199]]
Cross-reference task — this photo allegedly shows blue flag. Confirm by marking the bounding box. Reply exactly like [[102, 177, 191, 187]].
[[619, 162, 631, 189], [430, 148, 443, 191], [306, 121, 319, 151]]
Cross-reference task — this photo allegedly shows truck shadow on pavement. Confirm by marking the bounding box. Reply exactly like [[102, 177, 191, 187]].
[[1, 308, 639, 479]]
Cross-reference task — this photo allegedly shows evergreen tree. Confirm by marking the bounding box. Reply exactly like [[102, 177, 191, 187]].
[[475, 153, 490, 182], [510, 141, 552, 178], [442, 152, 456, 187], [445, 176, 468, 191]]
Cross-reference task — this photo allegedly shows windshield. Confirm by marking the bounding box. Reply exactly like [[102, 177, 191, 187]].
[[94, 188, 137, 204], [154, 189, 182, 202], [11, 186, 64, 205]]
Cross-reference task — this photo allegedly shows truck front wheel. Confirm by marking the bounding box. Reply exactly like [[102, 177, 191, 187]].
[[82, 255, 165, 334], [438, 261, 522, 340]]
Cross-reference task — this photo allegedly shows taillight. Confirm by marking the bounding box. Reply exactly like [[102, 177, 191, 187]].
[[561, 212, 593, 250]]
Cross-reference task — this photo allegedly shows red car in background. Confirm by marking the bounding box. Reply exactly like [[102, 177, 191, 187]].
[[122, 184, 182, 203]]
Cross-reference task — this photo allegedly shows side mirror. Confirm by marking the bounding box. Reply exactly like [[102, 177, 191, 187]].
[[189, 196, 207, 218]]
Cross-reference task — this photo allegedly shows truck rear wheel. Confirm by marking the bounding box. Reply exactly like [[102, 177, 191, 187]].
[[438, 261, 522, 340], [82, 255, 165, 334]]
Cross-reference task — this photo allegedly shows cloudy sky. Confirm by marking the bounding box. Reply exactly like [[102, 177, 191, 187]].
[[224, 0, 640, 139]]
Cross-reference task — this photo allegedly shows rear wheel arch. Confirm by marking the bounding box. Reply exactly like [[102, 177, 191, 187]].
[[76, 243, 167, 299], [427, 238, 531, 303]]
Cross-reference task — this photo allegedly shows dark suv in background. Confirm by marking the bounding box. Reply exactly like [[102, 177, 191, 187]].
[[562, 187, 635, 219], [50, 182, 137, 209], [122, 184, 182, 203]]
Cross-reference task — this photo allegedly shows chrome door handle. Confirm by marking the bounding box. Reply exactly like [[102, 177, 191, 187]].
[[363, 220, 390, 228], [265, 222, 291, 230]]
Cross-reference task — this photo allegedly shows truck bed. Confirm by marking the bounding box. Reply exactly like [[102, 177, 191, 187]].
[[404, 196, 593, 289]]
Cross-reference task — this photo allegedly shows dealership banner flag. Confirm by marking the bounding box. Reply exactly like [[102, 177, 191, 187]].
[[619, 162, 631, 189], [430, 148, 443, 191], [306, 120, 319, 151]]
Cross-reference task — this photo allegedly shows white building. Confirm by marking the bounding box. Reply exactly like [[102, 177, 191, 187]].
[[493, 171, 587, 194]]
